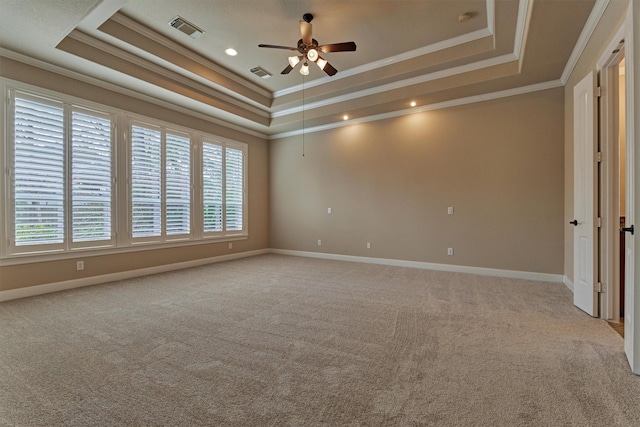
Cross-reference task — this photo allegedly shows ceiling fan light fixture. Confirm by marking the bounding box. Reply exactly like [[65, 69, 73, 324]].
[[258, 13, 356, 77], [307, 48, 319, 62], [288, 55, 301, 68]]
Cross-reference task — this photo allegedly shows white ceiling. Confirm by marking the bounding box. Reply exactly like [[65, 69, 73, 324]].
[[0, 0, 600, 137]]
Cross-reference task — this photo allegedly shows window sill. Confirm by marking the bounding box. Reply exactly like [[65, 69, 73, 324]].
[[0, 235, 248, 266]]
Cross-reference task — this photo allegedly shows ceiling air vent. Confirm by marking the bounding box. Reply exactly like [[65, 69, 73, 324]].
[[250, 66, 272, 79], [169, 16, 204, 39]]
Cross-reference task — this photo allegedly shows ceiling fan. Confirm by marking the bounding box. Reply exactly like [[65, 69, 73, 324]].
[[258, 13, 356, 76]]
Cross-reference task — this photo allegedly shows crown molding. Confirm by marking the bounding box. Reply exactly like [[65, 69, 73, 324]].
[[274, 29, 493, 98], [0, 48, 269, 139], [513, 0, 532, 71], [110, 12, 271, 100], [66, 30, 269, 120], [270, 79, 563, 139], [1, 0, 601, 140], [275, 0, 498, 98], [486, 0, 495, 35], [560, 0, 610, 84], [272, 0, 533, 118], [272, 53, 519, 119]]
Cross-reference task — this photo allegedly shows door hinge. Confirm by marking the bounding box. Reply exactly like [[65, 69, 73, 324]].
[[596, 86, 602, 97], [596, 217, 602, 228], [596, 152, 602, 162], [595, 282, 603, 293]]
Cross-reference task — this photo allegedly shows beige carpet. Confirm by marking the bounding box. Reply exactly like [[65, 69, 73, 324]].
[[1, 254, 639, 426]]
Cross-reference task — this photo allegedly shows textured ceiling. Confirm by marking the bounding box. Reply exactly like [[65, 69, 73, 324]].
[[1, 0, 599, 137]]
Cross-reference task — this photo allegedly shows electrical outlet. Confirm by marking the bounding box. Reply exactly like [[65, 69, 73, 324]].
[[328, 207, 332, 214], [317, 239, 322, 246], [228, 242, 233, 249], [367, 242, 371, 249], [448, 207, 454, 215], [447, 248, 454, 256], [76, 261, 84, 271]]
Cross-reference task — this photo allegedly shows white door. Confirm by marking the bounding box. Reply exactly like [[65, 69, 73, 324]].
[[623, 113, 635, 369], [623, 59, 636, 372], [573, 71, 598, 316]]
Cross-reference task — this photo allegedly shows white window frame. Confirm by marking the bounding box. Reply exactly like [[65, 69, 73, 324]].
[[165, 129, 193, 239], [127, 119, 195, 245], [1, 81, 248, 264], [6, 91, 65, 255], [70, 105, 117, 250], [5, 88, 117, 256], [200, 137, 248, 240]]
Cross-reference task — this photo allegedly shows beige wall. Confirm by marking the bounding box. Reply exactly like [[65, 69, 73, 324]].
[[0, 58, 270, 292], [563, 0, 628, 283], [3, 0, 631, 292], [270, 89, 565, 274]]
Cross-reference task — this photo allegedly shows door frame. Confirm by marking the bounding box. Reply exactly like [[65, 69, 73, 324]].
[[599, 42, 625, 322], [597, 4, 637, 373]]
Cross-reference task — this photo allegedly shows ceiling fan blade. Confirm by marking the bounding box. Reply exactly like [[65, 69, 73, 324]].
[[281, 64, 294, 74], [258, 44, 298, 50], [319, 42, 357, 53], [322, 61, 338, 76], [300, 20, 312, 46]]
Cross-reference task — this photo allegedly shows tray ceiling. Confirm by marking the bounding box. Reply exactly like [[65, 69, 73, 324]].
[[0, 0, 600, 137]]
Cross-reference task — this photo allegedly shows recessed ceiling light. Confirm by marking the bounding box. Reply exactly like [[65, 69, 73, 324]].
[[225, 48, 238, 56], [410, 101, 417, 107], [343, 115, 349, 121]]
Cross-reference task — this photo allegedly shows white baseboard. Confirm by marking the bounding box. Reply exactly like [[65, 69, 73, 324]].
[[0, 249, 269, 302], [1, 248, 565, 302], [563, 276, 574, 292], [269, 249, 565, 283]]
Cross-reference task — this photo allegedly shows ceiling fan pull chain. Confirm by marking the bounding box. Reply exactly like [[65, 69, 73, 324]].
[[302, 75, 305, 157]]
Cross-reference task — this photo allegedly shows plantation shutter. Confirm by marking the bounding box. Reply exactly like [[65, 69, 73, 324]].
[[13, 96, 65, 246], [7, 89, 247, 257], [71, 109, 112, 243], [202, 142, 223, 232], [131, 125, 162, 238], [165, 133, 191, 235], [225, 147, 244, 232]]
